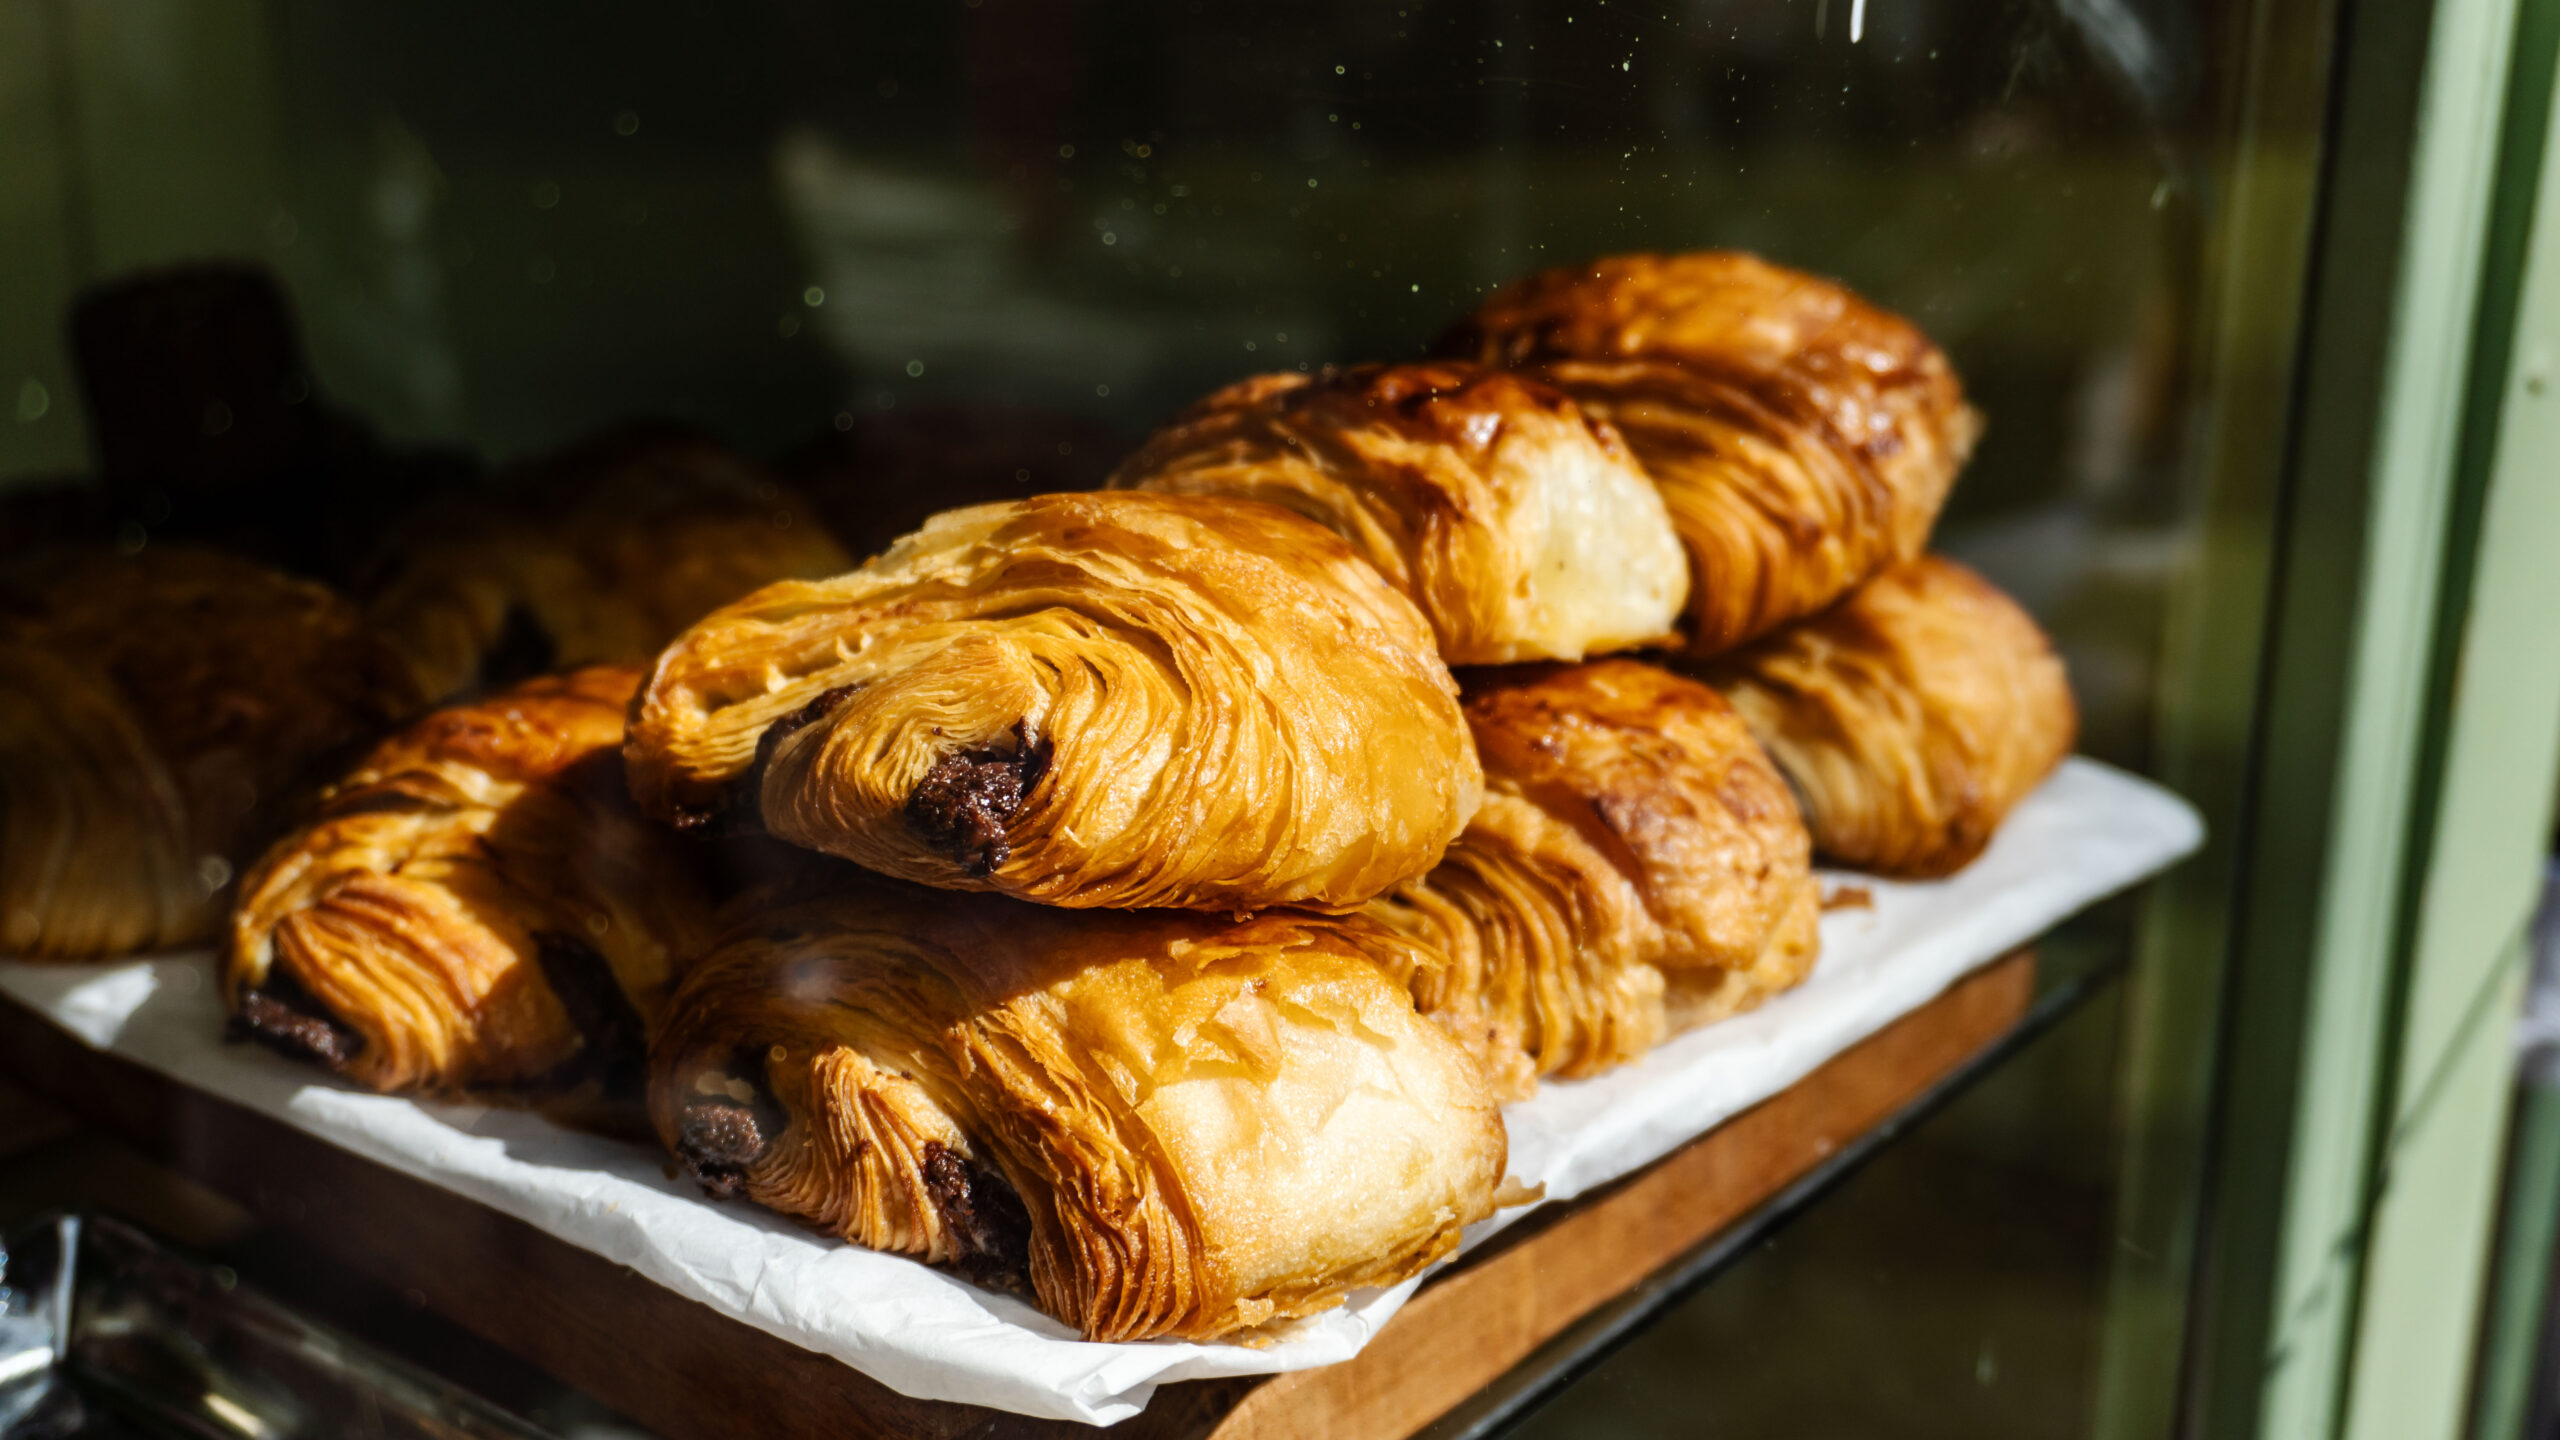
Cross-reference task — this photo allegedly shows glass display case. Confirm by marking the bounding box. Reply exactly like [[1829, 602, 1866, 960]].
[[3, 2, 2559, 1437]]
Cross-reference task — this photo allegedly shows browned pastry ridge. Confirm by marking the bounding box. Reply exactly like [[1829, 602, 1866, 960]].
[[652, 886, 1506, 1342], [1702, 555, 2077, 879], [1109, 363, 1688, 665], [625, 491, 1485, 913], [1, 549, 418, 959], [225, 667, 720, 1094], [365, 426, 850, 702], [1364, 660, 1819, 1094], [1442, 251, 1981, 655]]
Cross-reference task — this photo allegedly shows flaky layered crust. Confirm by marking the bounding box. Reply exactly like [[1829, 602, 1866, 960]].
[[625, 491, 1483, 912], [1365, 660, 1818, 1091], [1, 550, 417, 959], [1703, 556, 2076, 878], [1109, 363, 1687, 664], [652, 888, 1504, 1342], [0, 641, 197, 956], [225, 667, 718, 1093], [1443, 251, 1979, 655], [367, 428, 849, 701]]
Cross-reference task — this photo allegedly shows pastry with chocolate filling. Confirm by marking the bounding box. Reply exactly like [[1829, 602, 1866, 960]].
[[625, 491, 1483, 912], [1109, 363, 1687, 664], [224, 666, 718, 1096], [651, 885, 1505, 1341], [1, 549, 418, 959], [365, 425, 850, 701], [1701, 555, 2076, 878], [1364, 660, 1819, 1094], [1442, 251, 1980, 655]]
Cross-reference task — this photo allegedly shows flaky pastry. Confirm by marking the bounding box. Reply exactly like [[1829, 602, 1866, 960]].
[[1365, 660, 1819, 1092], [1, 550, 417, 959], [1444, 251, 1980, 655], [1109, 363, 1687, 664], [225, 667, 719, 1094], [652, 886, 1505, 1341], [366, 427, 849, 701], [1702, 556, 2076, 878], [625, 491, 1483, 912]]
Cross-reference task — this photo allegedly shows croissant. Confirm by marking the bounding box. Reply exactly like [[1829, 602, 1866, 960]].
[[1443, 251, 1980, 655], [1108, 363, 1687, 665], [625, 491, 1483, 912], [1, 550, 418, 959], [366, 426, 850, 701], [1364, 660, 1819, 1093], [225, 667, 720, 1095], [651, 886, 1505, 1341], [1702, 556, 2076, 878]]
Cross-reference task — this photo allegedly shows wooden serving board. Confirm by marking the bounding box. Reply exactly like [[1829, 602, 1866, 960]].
[[0, 951, 2034, 1440]]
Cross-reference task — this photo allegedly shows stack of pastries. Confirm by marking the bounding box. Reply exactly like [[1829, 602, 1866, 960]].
[[3, 251, 2076, 1345], [0, 430, 855, 965], [2, 549, 420, 958]]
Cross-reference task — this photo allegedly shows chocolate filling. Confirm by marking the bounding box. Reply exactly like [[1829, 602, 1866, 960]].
[[531, 933, 649, 1098], [921, 1141, 1033, 1289], [671, 684, 861, 834], [903, 724, 1052, 876], [675, 1051, 784, 1200], [227, 966, 363, 1068]]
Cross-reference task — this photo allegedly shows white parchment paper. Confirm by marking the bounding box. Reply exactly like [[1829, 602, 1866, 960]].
[[0, 758, 2199, 1425]]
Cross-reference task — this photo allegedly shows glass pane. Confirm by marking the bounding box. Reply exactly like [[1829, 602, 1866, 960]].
[[0, 1, 2297, 1435], [7, 4, 2208, 784], [1492, 919, 2134, 1439]]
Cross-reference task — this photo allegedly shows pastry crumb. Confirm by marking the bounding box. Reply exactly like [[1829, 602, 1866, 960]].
[[1822, 884, 1875, 912]]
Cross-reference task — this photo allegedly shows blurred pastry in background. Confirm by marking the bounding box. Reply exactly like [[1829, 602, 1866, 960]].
[[1109, 363, 1687, 665], [1702, 555, 2077, 879], [1444, 251, 1979, 656], [65, 263, 476, 584], [1, 549, 418, 959], [776, 403, 1121, 561], [364, 424, 850, 702]]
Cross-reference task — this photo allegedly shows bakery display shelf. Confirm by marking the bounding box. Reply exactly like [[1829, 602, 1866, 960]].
[[0, 943, 2074, 1440]]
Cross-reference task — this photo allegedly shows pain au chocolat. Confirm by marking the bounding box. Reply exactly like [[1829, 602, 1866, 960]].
[[1365, 660, 1819, 1093], [1108, 362, 1687, 665], [652, 885, 1505, 1342], [1703, 555, 2076, 879], [1443, 251, 1980, 655], [1, 549, 416, 959], [624, 491, 1483, 913], [365, 426, 849, 702], [226, 667, 719, 1095]]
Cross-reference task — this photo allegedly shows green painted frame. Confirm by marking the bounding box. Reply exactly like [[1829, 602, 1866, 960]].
[[2097, 0, 2560, 1433], [2341, 0, 2560, 1427]]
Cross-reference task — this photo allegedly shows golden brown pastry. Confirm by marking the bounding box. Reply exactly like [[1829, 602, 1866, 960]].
[[1, 550, 418, 959], [652, 886, 1505, 1341], [1108, 363, 1687, 665], [366, 426, 851, 701], [1365, 660, 1819, 1093], [1443, 251, 1980, 655], [224, 667, 719, 1095], [625, 491, 1483, 912], [1702, 556, 2077, 878]]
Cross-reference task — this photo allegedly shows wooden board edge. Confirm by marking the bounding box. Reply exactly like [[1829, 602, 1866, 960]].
[[0, 949, 2036, 1440]]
